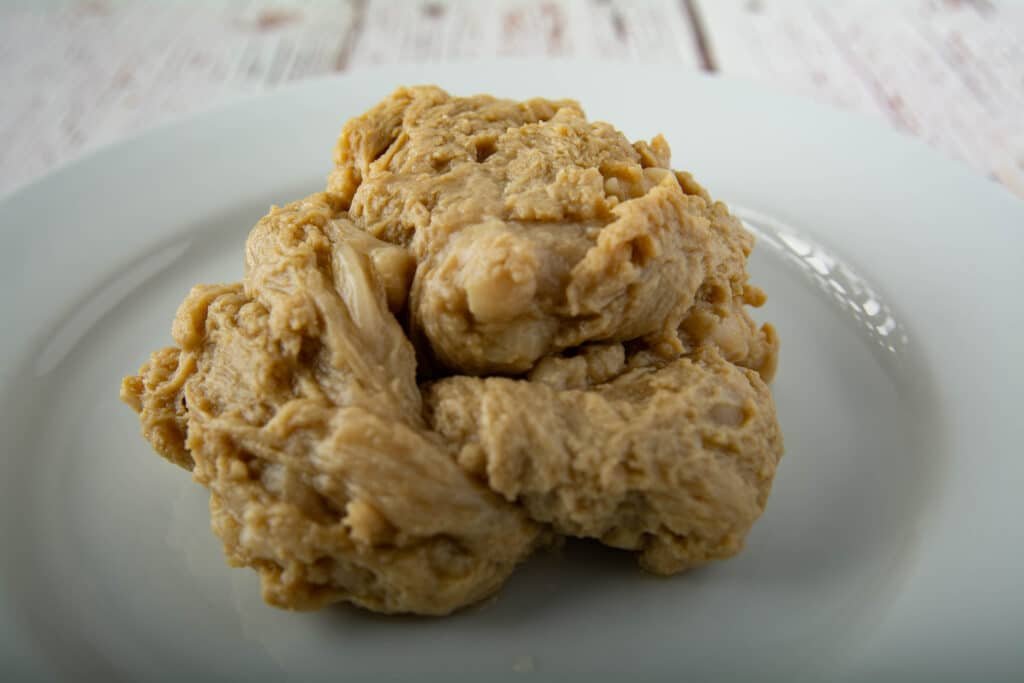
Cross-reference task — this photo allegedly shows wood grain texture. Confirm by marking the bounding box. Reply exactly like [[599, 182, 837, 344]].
[[0, 0, 1021, 197], [699, 0, 1024, 195]]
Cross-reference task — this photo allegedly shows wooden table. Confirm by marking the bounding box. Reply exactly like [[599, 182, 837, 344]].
[[2, 0, 1021, 197]]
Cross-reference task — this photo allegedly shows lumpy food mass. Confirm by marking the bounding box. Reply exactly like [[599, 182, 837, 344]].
[[121, 86, 783, 615]]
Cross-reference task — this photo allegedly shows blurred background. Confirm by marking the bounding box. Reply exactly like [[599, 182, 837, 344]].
[[2, 0, 1021, 197]]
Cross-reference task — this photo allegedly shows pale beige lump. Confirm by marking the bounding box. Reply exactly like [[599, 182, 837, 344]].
[[121, 86, 783, 615]]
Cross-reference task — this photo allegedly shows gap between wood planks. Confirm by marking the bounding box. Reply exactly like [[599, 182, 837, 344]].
[[681, 0, 718, 71], [0, 1, 1020, 198]]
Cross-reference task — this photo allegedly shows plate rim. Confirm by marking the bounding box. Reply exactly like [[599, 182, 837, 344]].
[[1, 60, 1022, 680]]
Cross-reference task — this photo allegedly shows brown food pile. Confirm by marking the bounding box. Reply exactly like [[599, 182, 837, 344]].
[[121, 86, 782, 615]]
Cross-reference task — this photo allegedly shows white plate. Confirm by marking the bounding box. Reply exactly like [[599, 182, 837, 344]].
[[1, 61, 1021, 682]]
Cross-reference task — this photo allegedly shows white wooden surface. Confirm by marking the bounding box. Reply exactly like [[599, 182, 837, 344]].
[[1, 0, 1022, 197]]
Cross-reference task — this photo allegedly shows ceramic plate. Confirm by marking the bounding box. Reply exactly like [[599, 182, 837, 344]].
[[1, 62, 1021, 682]]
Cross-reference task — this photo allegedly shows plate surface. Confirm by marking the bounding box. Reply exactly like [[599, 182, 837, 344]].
[[1, 61, 1021, 683]]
